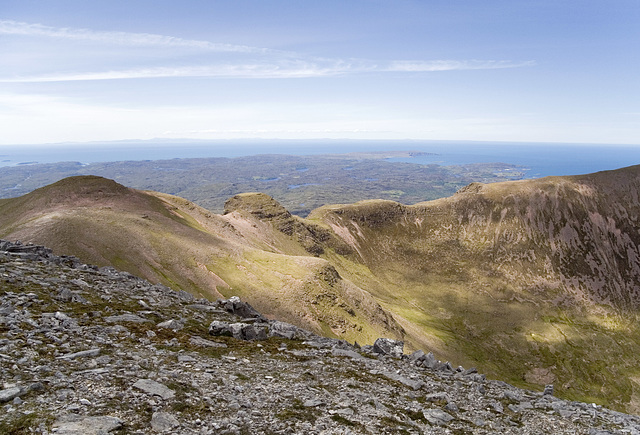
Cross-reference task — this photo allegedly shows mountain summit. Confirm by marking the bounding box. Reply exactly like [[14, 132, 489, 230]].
[[2, 168, 640, 411]]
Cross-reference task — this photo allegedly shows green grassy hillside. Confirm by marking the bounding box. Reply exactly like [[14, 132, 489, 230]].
[[3, 169, 640, 412], [0, 176, 404, 347], [307, 165, 640, 412]]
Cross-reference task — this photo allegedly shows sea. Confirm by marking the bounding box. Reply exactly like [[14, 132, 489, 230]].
[[1, 139, 639, 179]]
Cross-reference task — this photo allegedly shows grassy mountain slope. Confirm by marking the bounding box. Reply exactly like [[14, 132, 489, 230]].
[[0, 176, 403, 347], [3, 169, 640, 412], [307, 165, 640, 412]]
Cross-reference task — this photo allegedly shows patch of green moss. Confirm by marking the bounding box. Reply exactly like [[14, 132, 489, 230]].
[[0, 412, 53, 435], [275, 398, 320, 423], [330, 414, 359, 427]]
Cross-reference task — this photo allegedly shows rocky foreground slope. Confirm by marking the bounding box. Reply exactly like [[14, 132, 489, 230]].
[[5, 170, 640, 412], [1, 240, 640, 434]]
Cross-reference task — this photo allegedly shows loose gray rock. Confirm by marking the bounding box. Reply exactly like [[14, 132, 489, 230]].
[[544, 384, 555, 396], [105, 313, 150, 323], [57, 348, 101, 360], [157, 319, 184, 331], [51, 415, 124, 435], [209, 320, 267, 340], [222, 296, 262, 319], [408, 349, 425, 362], [423, 408, 454, 425], [208, 320, 234, 337], [422, 351, 437, 369], [0, 386, 23, 403], [132, 379, 175, 400], [372, 337, 404, 358], [331, 348, 365, 359], [382, 371, 424, 390], [189, 336, 227, 348], [269, 320, 311, 340], [151, 411, 180, 432], [240, 323, 268, 340]]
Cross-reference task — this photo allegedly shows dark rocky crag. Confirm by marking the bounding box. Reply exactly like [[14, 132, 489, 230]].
[[1, 240, 640, 434]]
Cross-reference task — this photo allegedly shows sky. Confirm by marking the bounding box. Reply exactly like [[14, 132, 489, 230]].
[[0, 0, 639, 146]]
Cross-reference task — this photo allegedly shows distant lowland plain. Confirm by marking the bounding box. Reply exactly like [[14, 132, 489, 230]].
[[2, 140, 640, 216]]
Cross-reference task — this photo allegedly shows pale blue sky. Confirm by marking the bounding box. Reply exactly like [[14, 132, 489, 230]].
[[1, 0, 638, 145]]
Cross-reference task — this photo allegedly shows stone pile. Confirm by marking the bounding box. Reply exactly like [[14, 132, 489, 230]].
[[1, 240, 639, 434]]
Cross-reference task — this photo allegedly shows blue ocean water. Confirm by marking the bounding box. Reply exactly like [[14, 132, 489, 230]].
[[1, 140, 639, 179], [386, 142, 640, 178]]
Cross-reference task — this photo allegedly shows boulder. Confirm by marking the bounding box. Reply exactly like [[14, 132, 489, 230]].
[[209, 320, 234, 337], [372, 338, 404, 358], [208, 321, 267, 341], [157, 319, 184, 331], [409, 349, 425, 363], [222, 296, 263, 319], [269, 320, 312, 340]]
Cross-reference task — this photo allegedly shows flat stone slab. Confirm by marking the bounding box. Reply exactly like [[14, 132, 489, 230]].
[[57, 348, 101, 360], [133, 379, 175, 400], [189, 336, 227, 348], [382, 371, 425, 390], [423, 408, 454, 425], [105, 313, 150, 323], [52, 415, 124, 434], [151, 411, 180, 432], [0, 386, 23, 403]]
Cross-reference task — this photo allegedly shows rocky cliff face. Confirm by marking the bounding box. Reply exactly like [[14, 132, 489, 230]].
[[3, 240, 640, 434]]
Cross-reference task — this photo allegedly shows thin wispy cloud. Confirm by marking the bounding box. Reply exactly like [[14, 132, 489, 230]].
[[0, 20, 535, 82], [0, 20, 266, 53], [0, 62, 354, 82], [0, 60, 533, 82], [387, 60, 536, 72]]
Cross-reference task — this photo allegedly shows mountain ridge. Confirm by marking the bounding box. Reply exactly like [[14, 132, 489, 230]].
[[3, 168, 640, 411]]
